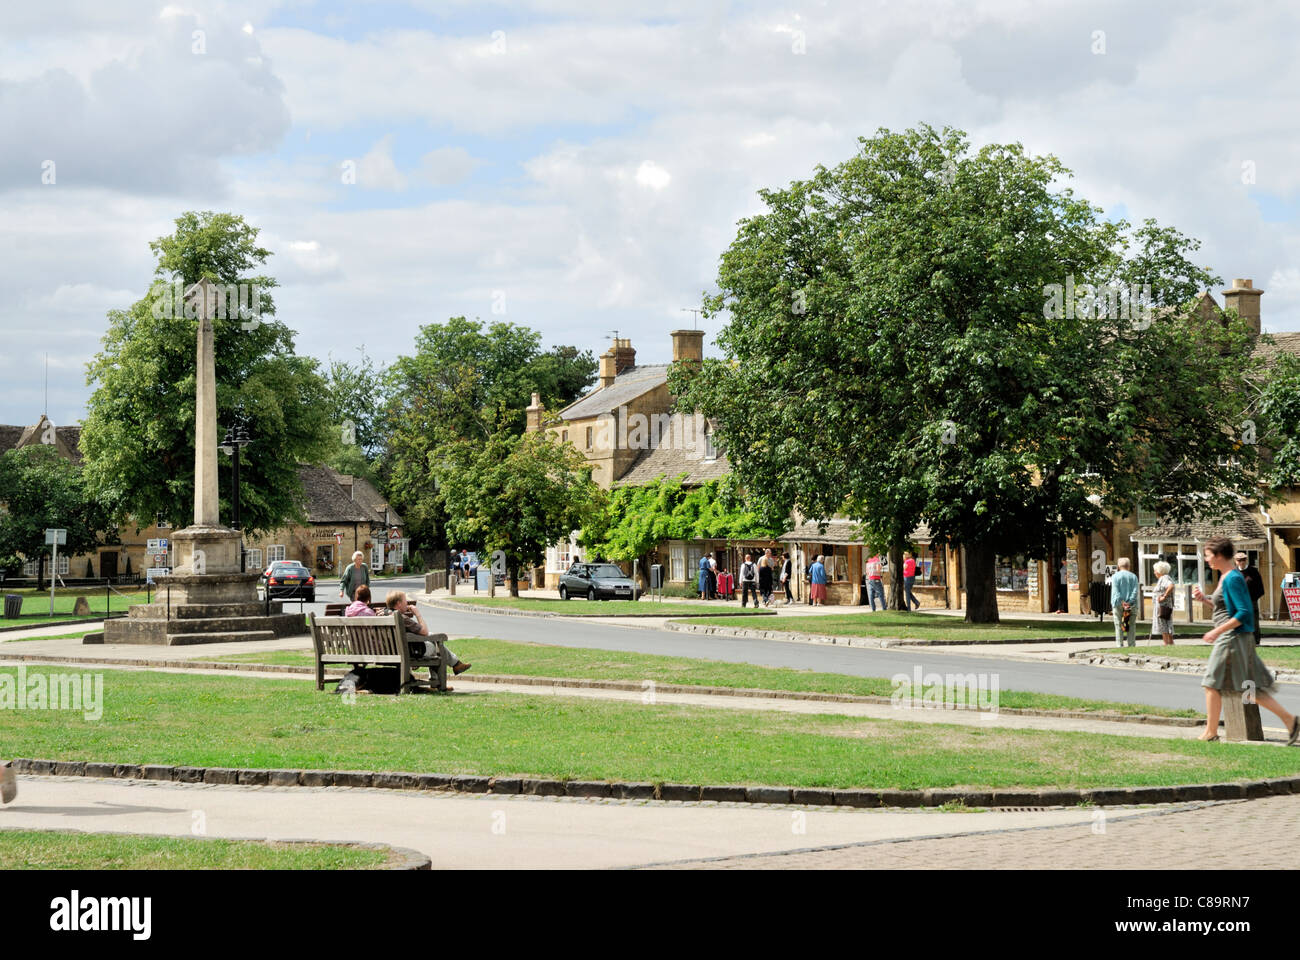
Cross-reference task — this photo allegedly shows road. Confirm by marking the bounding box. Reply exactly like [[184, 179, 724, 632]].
[[306, 576, 1295, 714]]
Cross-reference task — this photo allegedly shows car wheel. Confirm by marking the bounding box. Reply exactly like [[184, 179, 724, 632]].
[[587, 587, 596, 601], [559, 585, 568, 600]]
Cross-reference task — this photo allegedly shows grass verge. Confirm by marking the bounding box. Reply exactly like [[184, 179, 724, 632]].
[[1095, 645, 1300, 669], [681, 612, 1214, 643], [446, 597, 774, 616], [0, 830, 392, 870], [2, 666, 1289, 790], [206, 636, 1201, 716]]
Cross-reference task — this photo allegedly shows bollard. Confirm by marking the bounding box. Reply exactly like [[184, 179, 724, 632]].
[[1222, 689, 1264, 742]]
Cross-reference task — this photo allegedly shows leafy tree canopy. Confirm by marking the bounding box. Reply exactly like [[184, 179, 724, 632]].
[[672, 125, 1258, 622], [0, 445, 114, 585], [80, 211, 334, 537], [1259, 350, 1300, 491], [433, 429, 604, 595], [380, 316, 596, 549]]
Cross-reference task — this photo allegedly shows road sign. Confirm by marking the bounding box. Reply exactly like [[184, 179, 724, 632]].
[[146, 538, 169, 553], [376, 533, 388, 545], [334, 533, 343, 544], [146, 567, 170, 584], [45, 528, 66, 546], [153, 553, 168, 565]]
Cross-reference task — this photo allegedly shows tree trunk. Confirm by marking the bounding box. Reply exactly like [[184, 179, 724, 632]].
[[508, 560, 519, 597], [888, 541, 905, 610], [963, 542, 1000, 624]]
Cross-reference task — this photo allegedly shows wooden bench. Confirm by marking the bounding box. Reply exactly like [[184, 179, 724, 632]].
[[308, 612, 448, 694]]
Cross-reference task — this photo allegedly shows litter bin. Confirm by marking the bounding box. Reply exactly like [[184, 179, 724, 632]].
[[475, 567, 492, 591], [3, 594, 21, 619]]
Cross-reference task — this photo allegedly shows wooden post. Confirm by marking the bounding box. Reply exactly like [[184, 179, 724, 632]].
[[1222, 689, 1265, 741]]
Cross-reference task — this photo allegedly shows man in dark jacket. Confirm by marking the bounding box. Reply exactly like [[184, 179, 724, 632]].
[[1236, 552, 1266, 645]]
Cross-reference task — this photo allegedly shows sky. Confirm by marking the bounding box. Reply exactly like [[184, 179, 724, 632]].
[[2, 0, 1298, 427]]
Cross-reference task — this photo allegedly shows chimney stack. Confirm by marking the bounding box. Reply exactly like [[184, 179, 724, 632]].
[[1222, 279, 1263, 336], [525, 392, 544, 433], [671, 329, 704, 366], [598, 338, 636, 388]]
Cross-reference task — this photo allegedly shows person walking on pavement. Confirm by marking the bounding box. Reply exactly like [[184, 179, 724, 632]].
[[708, 555, 719, 600], [1236, 552, 1265, 646], [340, 550, 370, 602], [1192, 537, 1300, 744], [1151, 560, 1176, 646], [740, 553, 760, 608], [780, 552, 794, 605], [1110, 557, 1139, 647], [758, 549, 775, 607], [698, 553, 711, 600], [902, 551, 921, 611], [809, 555, 828, 606], [865, 554, 885, 611]]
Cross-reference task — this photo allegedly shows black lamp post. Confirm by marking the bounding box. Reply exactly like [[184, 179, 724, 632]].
[[219, 423, 253, 570]]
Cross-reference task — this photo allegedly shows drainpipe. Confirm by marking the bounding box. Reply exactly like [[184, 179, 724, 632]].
[[1260, 506, 1274, 622]]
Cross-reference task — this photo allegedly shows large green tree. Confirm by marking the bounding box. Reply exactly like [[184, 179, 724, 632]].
[[433, 429, 604, 596], [0, 445, 114, 589], [673, 125, 1258, 622], [381, 316, 596, 550], [1258, 350, 1300, 492], [80, 212, 334, 537]]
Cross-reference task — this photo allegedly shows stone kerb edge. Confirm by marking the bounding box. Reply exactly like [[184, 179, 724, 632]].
[[12, 758, 1297, 809]]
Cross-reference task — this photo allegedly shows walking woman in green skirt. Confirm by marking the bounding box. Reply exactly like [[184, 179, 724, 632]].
[[1192, 537, 1300, 744]]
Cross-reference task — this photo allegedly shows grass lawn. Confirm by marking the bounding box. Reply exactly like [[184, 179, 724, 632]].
[[3, 666, 1291, 790], [683, 611, 1217, 643], [1096, 645, 1300, 669], [447, 596, 775, 617], [0, 587, 149, 623], [208, 636, 1200, 717], [0, 830, 392, 870]]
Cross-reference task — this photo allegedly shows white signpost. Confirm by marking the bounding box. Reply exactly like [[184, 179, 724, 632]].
[[45, 528, 66, 615]]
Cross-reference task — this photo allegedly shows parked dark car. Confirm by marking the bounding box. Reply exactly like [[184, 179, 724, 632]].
[[262, 560, 315, 602], [558, 562, 639, 601]]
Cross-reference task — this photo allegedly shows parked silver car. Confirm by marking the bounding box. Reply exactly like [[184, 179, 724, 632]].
[[558, 562, 640, 601]]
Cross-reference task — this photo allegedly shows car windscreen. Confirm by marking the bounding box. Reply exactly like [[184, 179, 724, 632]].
[[590, 565, 625, 579], [272, 564, 309, 574]]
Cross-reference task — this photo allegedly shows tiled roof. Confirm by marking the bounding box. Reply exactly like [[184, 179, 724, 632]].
[[1253, 332, 1300, 368], [325, 467, 402, 526], [297, 465, 376, 523], [1131, 505, 1267, 545], [778, 519, 864, 545], [617, 445, 732, 486], [557, 365, 670, 420]]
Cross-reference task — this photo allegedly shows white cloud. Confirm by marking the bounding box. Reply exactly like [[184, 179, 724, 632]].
[[418, 147, 484, 187], [356, 135, 407, 191], [634, 161, 672, 190]]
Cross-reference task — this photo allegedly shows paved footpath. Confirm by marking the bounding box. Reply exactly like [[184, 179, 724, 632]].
[[0, 775, 1213, 870], [651, 794, 1300, 870]]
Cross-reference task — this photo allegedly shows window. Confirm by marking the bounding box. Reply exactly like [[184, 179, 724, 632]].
[[58, 554, 69, 575], [995, 554, 1030, 591], [268, 544, 286, 563], [686, 545, 704, 582], [244, 548, 262, 571], [669, 542, 685, 582], [915, 545, 946, 586], [371, 544, 383, 569], [315, 545, 334, 570], [22, 558, 37, 577], [561, 430, 568, 443], [703, 423, 717, 461], [547, 533, 581, 573], [586, 426, 593, 449]]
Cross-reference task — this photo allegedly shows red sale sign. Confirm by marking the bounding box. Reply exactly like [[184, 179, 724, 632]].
[[1284, 587, 1300, 623]]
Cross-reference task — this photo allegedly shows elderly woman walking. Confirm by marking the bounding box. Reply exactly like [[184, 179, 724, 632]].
[[1151, 561, 1176, 646], [1192, 537, 1300, 743]]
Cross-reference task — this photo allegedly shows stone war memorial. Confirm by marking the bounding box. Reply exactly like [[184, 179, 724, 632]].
[[102, 280, 303, 645]]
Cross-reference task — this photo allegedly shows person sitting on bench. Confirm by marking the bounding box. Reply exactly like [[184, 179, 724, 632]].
[[345, 584, 377, 617], [384, 591, 472, 686]]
